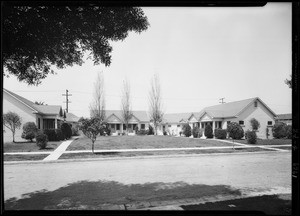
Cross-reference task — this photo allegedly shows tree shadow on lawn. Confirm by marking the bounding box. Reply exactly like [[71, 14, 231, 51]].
[[5, 180, 241, 210]]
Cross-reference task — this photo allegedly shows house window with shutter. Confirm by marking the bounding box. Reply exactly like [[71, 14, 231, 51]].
[[239, 121, 244, 125], [267, 121, 273, 126]]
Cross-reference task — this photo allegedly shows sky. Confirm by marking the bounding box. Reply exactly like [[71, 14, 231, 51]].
[[3, 3, 292, 118]]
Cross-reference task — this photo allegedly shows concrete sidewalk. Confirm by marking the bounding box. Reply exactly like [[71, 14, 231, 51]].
[[43, 138, 77, 161]]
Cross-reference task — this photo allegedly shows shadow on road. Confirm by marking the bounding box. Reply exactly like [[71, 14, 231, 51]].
[[5, 180, 241, 210]]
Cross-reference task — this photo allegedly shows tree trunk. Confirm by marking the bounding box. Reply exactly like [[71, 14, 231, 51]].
[[92, 141, 95, 154], [12, 132, 15, 143]]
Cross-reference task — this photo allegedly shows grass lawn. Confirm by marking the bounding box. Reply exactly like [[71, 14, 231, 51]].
[[4, 154, 48, 161], [4, 141, 63, 153], [181, 194, 291, 215], [67, 135, 233, 151], [234, 139, 292, 145], [59, 147, 272, 160]]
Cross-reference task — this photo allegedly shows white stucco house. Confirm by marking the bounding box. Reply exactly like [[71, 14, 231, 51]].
[[196, 97, 277, 139], [3, 88, 64, 142], [92, 110, 150, 135], [160, 97, 277, 139]]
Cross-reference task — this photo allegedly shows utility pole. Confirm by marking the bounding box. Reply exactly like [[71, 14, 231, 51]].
[[219, 97, 225, 104], [62, 89, 72, 113]]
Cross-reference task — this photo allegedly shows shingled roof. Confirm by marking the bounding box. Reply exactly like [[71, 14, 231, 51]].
[[275, 113, 292, 120], [198, 97, 276, 119], [65, 113, 80, 122], [163, 113, 194, 124], [104, 110, 150, 122], [4, 88, 62, 115]]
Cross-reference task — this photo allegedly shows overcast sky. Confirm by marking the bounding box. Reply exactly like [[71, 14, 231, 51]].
[[3, 3, 292, 118]]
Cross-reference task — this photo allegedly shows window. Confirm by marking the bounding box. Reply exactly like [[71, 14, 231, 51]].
[[116, 124, 120, 130], [239, 121, 244, 125], [254, 101, 258, 107], [123, 124, 126, 130], [177, 125, 180, 127], [141, 124, 145, 129], [38, 118, 40, 129], [267, 121, 273, 126]]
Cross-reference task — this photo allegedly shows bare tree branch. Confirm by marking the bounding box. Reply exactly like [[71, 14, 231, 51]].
[[121, 79, 132, 134], [90, 71, 106, 122], [148, 74, 164, 135]]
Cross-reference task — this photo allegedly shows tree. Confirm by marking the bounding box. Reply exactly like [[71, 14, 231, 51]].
[[272, 122, 287, 139], [148, 74, 164, 135], [80, 117, 103, 153], [90, 71, 105, 121], [3, 5, 149, 85], [121, 79, 132, 135], [285, 75, 292, 88], [34, 101, 46, 105], [3, 111, 22, 142], [21, 122, 38, 142], [250, 118, 260, 132]]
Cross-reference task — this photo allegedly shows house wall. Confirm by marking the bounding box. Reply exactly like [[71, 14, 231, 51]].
[[3, 92, 36, 142], [236, 100, 275, 139]]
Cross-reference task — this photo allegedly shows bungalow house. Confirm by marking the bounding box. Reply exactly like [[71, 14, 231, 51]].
[[162, 113, 196, 136], [195, 97, 277, 139], [92, 110, 150, 135], [3, 88, 64, 142], [275, 114, 292, 125], [65, 112, 80, 127]]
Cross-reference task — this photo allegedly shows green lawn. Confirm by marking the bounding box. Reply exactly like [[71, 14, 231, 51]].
[[233, 139, 292, 145], [66, 135, 233, 151], [3, 141, 63, 153]]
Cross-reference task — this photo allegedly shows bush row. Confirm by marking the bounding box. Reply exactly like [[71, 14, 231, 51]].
[[272, 122, 292, 139]]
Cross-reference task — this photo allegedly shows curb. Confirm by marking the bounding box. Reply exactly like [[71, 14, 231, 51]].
[[3, 150, 289, 165]]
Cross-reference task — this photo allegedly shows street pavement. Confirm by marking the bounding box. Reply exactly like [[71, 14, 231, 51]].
[[4, 151, 291, 203]]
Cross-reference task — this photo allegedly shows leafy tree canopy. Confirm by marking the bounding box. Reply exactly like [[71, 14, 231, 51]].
[[3, 4, 149, 85]]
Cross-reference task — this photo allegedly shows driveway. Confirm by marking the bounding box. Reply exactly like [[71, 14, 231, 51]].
[[4, 151, 291, 201]]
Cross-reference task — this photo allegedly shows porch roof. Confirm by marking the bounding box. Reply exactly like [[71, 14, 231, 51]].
[[104, 110, 149, 122]]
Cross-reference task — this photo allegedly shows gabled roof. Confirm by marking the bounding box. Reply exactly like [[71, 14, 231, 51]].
[[275, 114, 292, 120], [3, 88, 62, 115], [163, 113, 194, 124], [65, 113, 80, 122], [104, 110, 149, 122], [198, 97, 277, 119]]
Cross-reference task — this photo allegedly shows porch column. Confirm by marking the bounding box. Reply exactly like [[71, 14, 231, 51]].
[[212, 121, 215, 136], [55, 118, 58, 129], [120, 124, 123, 133]]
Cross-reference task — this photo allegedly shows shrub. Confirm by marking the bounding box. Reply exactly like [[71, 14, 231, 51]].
[[21, 122, 38, 142], [266, 127, 270, 139], [55, 129, 65, 140], [36, 131, 48, 149], [71, 125, 80, 136], [272, 122, 287, 139], [246, 130, 257, 144], [227, 122, 244, 140], [134, 125, 139, 133], [285, 125, 292, 139], [204, 124, 213, 138], [182, 123, 191, 137], [61, 123, 72, 139], [163, 131, 168, 136], [148, 125, 154, 135], [214, 129, 227, 139], [192, 126, 200, 138], [43, 129, 57, 141], [136, 129, 148, 135]]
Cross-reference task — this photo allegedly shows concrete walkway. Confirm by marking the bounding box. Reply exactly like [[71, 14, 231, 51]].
[[43, 138, 76, 161]]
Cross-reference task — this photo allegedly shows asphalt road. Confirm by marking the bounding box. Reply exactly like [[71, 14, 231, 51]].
[[4, 151, 291, 201]]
